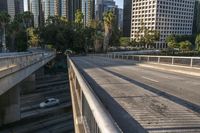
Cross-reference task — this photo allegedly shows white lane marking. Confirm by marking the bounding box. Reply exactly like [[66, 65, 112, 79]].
[[142, 76, 159, 83]]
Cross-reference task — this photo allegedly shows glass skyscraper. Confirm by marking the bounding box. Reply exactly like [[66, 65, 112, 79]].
[[131, 0, 195, 49], [123, 0, 132, 37], [44, 0, 59, 21], [60, 0, 69, 19], [30, 0, 40, 27], [82, 0, 95, 26], [0, 0, 24, 20], [0, 0, 8, 12]]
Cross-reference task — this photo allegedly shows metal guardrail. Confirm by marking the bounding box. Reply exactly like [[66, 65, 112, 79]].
[[68, 57, 121, 133], [94, 54, 200, 68], [0, 52, 29, 57], [0, 51, 55, 78], [111, 50, 160, 55]]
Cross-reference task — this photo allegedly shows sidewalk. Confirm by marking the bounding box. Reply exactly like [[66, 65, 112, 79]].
[[137, 63, 200, 77]]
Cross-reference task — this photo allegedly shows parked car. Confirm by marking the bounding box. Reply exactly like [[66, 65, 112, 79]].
[[39, 98, 60, 108]]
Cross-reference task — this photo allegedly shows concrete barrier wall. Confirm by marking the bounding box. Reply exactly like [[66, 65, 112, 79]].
[[94, 54, 200, 68], [0, 51, 56, 95], [68, 57, 121, 133]]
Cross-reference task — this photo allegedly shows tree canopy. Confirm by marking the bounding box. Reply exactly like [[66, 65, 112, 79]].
[[134, 21, 160, 48], [75, 9, 84, 25], [179, 41, 192, 51], [103, 11, 115, 52], [0, 11, 10, 27], [195, 34, 200, 51]]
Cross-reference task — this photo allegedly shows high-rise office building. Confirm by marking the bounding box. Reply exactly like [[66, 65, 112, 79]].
[[15, 0, 24, 14], [0, 0, 8, 12], [118, 8, 123, 31], [131, 0, 195, 49], [95, 0, 103, 20], [44, 0, 59, 21], [29, 0, 59, 26], [123, 0, 132, 37], [7, 0, 15, 19], [60, 0, 69, 19], [193, 0, 200, 34], [28, 0, 76, 25], [27, 0, 31, 11], [103, 0, 120, 29], [68, 0, 81, 21], [39, 0, 45, 26], [43, 0, 71, 22], [103, 0, 116, 12], [82, 0, 95, 26], [0, 0, 24, 19], [96, 0, 119, 23], [30, 0, 40, 27]]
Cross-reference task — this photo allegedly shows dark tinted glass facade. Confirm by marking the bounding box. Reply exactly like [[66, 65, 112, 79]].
[[0, 0, 8, 12], [15, 0, 24, 14], [123, 0, 132, 37], [69, 0, 81, 21], [193, 0, 200, 34]]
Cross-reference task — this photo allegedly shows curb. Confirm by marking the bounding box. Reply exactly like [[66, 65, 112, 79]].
[[137, 64, 200, 77]]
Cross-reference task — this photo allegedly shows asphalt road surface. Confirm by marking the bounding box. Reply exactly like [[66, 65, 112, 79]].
[[72, 56, 200, 133], [0, 74, 73, 133]]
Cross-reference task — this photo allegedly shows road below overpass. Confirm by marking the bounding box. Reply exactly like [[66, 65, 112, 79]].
[[72, 56, 200, 133], [0, 74, 73, 133]]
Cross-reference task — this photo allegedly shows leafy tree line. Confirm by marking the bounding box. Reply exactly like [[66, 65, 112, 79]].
[[39, 10, 118, 53], [0, 10, 119, 53], [40, 10, 95, 53], [130, 21, 160, 48], [166, 34, 200, 54], [0, 11, 37, 52]]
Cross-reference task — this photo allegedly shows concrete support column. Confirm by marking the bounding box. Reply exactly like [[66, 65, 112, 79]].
[[21, 74, 36, 94], [0, 85, 20, 125]]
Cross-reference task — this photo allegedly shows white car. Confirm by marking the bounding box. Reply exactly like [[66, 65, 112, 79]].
[[40, 98, 60, 108]]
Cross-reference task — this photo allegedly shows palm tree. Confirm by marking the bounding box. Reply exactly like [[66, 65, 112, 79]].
[[103, 11, 115, 53], [89, 20, 104, 52], [22, 11, 33, 28], [8, 20, 20, 51], [75, 9, 84, 29], [8, 14, 25, 51], [75, 9, 84, 24], [46, 16, 56, 25], [22, 11, 33, 47], [195, 34, 200, 51], [0, 11, 10, 52]]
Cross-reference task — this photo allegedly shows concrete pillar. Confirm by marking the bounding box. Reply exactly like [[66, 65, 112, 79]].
[[0, 85, 20, 125], [20, 74, 36, 94]]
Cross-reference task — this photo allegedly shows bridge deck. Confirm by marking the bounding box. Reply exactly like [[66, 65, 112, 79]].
[[72, 56, 200, 133]]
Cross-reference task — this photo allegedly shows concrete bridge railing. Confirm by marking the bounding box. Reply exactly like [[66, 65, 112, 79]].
[[95, 54, 200, 68], [0, 52, 54, 79], [0, 51, 55, 95], [68, 57, 121, 133]]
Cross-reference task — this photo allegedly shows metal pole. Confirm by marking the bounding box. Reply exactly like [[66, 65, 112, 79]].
[[190, 58, 193, 67], [172, 57, 174, 65]]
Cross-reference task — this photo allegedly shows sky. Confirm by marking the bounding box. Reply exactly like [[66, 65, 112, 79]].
[[24, 0, 28, 11], [115, 0, 123, 9]]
